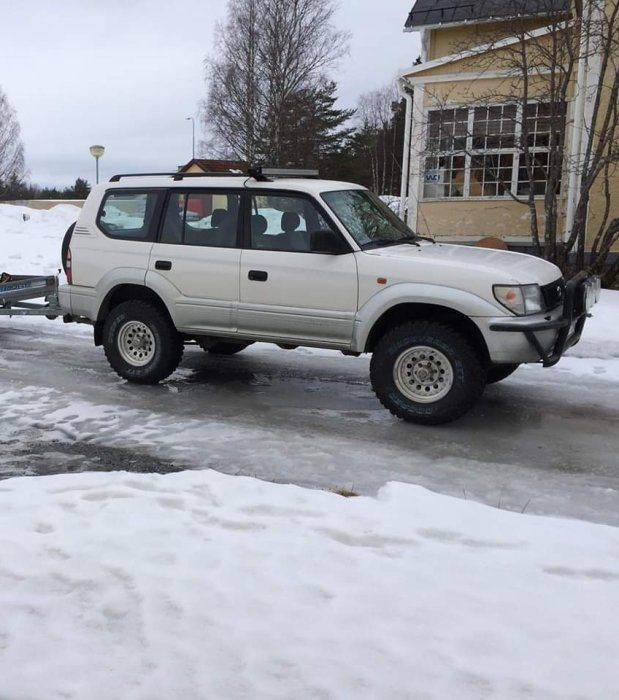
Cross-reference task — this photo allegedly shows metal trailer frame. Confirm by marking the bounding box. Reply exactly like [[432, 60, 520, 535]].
[[0, 274, 63, 318]]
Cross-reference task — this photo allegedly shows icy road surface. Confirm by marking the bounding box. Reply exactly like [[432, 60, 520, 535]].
[[0, 312, 617, 527]]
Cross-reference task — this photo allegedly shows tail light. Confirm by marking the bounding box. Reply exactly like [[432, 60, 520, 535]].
[[66, 247, 73, 285]]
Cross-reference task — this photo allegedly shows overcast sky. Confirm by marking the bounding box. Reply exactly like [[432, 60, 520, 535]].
[[0, 0, 420, 187]]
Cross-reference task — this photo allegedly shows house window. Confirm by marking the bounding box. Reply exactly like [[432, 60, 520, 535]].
[[423, 103, 565, 200]]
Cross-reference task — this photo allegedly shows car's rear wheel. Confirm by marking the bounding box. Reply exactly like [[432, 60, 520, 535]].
[[370, 321, 487, 425], [103, 301, 183, 383]]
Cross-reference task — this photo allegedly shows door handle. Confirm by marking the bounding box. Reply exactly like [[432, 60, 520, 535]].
[[155, 260, 172, 271], [248, 270, 268, 281]]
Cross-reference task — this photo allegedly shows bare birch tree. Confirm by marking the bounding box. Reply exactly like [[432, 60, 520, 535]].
[[201, 0, 349, 164], [0, 85, 25, 192]]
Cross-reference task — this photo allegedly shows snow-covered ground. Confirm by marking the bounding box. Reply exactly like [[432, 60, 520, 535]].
[[1, 203, 619, 698]]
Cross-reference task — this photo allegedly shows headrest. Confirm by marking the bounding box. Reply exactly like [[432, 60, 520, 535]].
[[210, 208, 227, 227], [281, 211, 300, 233], [251, 214, 268, 236]]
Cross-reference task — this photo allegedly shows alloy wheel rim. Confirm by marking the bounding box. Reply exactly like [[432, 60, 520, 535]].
[[393, 345, 454, 403], [117, 321, 155, 367]]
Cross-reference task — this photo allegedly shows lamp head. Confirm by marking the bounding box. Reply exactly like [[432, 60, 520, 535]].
[[89, 145, 105, 158]]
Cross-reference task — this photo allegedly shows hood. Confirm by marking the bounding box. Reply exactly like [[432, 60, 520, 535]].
[[364, 242, 562, 286]]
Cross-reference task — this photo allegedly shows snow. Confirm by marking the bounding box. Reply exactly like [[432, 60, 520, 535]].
[[1, 470, 619, 699], [379, 193, 401, 213], [0, 202, 78, 278], [1, 203, 619, 698]]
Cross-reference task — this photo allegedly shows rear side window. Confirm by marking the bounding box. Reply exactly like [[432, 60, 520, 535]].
[[98, 191, 160, 240], [159, 191, 240, 248]]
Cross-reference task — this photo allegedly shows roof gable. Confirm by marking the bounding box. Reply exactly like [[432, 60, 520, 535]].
[[179, 159, 248, 173], [405, 0, 569, 30]]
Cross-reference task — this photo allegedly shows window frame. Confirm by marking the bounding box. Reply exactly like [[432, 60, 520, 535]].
[[422, 102, 565, 202], [156, 188, 245, 249], [243, 189, 353, 255], [96, 188, 166, 242]]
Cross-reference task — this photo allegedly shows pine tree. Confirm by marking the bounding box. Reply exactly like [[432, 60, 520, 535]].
[[276, 80, 354, 168]]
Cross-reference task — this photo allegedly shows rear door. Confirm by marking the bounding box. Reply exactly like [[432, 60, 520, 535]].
[[146, 189, 242, 332]]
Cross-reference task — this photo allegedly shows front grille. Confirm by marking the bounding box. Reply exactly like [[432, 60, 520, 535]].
[[541, 277, 565, 311]]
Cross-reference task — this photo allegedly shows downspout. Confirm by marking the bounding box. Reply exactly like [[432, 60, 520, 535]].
[[580, 0, 605, 254], [398, 78, 414, 220], [564, 0, 594, 243]]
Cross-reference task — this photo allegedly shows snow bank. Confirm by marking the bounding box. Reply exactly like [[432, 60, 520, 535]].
[[0, 469, 618, 700], [0, 203, 79, 277]]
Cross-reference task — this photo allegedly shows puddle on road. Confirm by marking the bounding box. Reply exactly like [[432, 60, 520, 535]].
[[0, 440, 185, 480]]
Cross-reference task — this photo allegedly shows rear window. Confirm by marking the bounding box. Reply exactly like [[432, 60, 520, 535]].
[[98, 191, 161, 240]]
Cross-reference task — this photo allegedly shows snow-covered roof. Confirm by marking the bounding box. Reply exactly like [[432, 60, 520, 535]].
[[405, 0, 569, 30]]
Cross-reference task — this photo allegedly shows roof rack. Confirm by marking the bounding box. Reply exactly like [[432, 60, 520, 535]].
[[109, 172, 247, 182], [108, 166, 320, 183], [249, 166, 319, 182]]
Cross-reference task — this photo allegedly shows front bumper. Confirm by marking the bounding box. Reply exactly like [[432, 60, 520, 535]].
[[488, 272, 601, 367]]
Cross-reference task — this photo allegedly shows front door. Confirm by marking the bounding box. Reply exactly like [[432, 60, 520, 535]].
[[146, 189, 242, 333], [238, 192, 358, 345]]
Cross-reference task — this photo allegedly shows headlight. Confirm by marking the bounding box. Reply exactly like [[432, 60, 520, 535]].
[[493, 284, 544, 315]]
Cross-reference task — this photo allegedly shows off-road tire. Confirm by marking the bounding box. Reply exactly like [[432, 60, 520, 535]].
[[103, 301, 183, 384], [370, 321, 487, 425], [487, 363, 520, 384], [197, 339, 252, 355]]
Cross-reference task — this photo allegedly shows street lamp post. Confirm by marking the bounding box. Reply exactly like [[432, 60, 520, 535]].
[[89, 144, 105, 184], [186, 117, 195, 160]]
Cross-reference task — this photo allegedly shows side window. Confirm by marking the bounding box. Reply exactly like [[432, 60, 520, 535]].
[[250, 194, 334, 253], [98, 191, 159, 239], [160, 191, 240, 248]]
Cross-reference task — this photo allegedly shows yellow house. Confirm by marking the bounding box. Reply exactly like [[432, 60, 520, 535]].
[[399, 0, 619, 264]]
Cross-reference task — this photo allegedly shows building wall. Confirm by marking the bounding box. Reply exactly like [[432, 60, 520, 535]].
[[417, 199, 547, 241], [428, 18, 549, 60]]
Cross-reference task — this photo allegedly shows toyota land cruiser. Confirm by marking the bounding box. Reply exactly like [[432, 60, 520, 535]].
[[58, 167, 601, 424]]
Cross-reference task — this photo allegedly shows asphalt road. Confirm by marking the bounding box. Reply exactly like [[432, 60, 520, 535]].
[[1, 320, 618, 526]]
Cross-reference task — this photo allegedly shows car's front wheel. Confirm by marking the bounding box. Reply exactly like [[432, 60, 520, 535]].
[[370, 321, 487, 425], [103, 301, 183, 383]]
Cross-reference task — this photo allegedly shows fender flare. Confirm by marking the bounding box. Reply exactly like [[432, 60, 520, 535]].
[[352, 282, 504, 352]]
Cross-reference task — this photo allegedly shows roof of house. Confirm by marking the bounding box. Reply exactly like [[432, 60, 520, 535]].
[[178, 159, 248, 173], [404, 0, 569, 30]]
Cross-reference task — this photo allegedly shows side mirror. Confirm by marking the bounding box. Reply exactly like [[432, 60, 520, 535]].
[[310, 229, 345, 255]]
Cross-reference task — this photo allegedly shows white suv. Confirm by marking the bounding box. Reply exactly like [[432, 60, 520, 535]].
[[59, 168, 600, 424]]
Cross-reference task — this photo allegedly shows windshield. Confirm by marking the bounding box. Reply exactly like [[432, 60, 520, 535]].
[[321, 189, 419, 250]]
